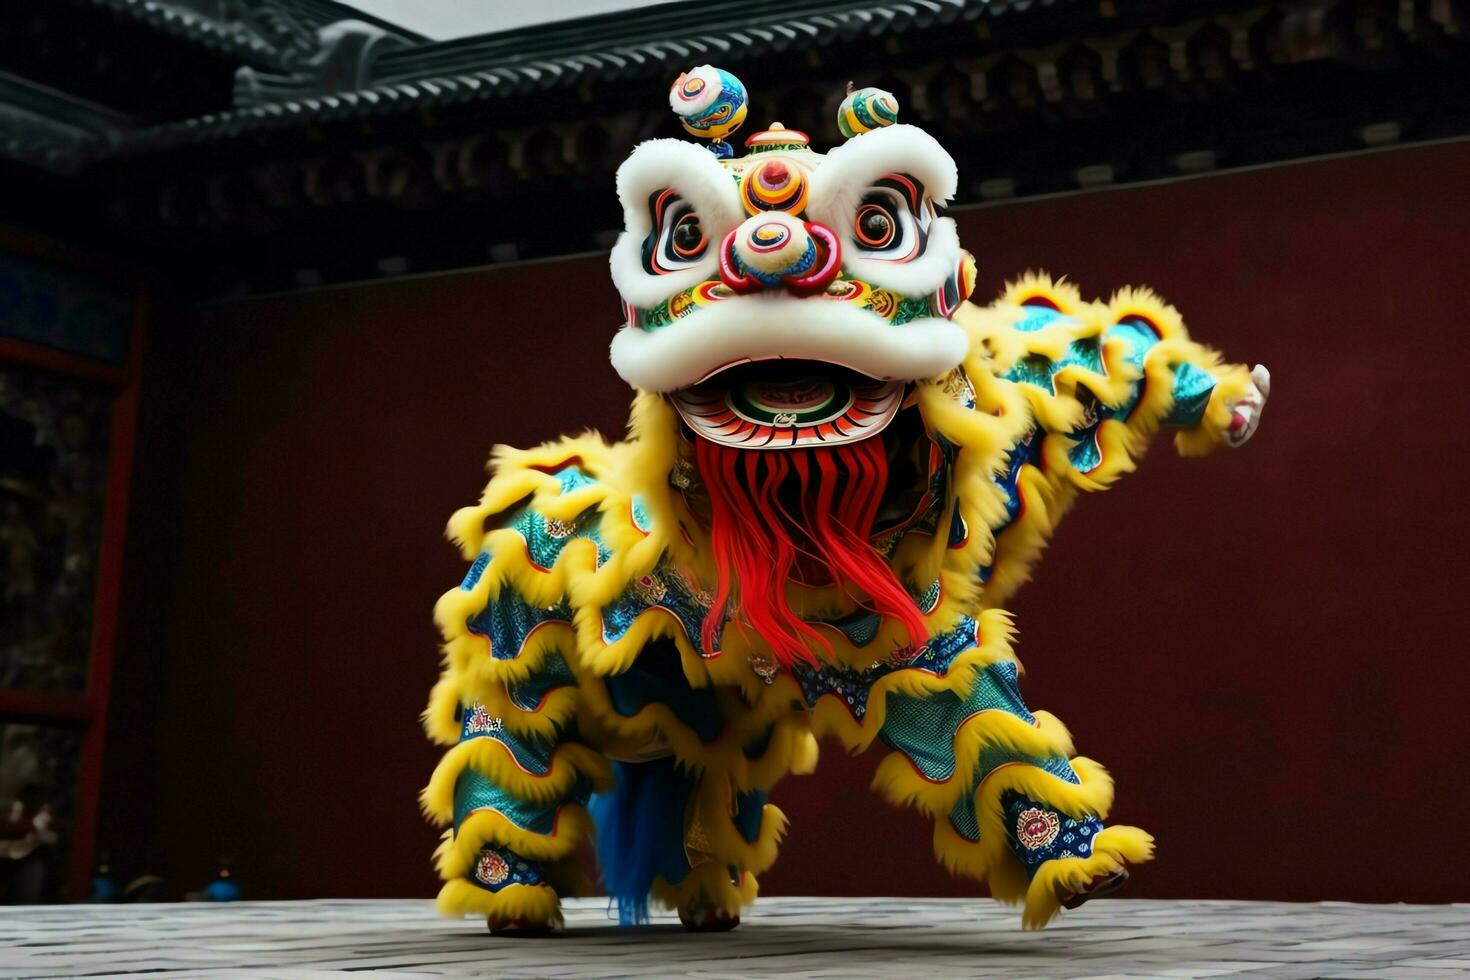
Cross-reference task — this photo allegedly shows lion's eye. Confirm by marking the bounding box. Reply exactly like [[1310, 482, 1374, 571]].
[[643, 189, 710, 274], [671, 213, 706, 259], [850, 175, 930, 263], [855, 203, 897, 250]]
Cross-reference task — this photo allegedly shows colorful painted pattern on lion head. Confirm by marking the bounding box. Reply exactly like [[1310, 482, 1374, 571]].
[[609, 67, 977, 449]]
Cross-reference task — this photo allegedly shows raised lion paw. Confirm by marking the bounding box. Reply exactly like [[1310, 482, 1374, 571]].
[[1224, 363, 1270, 448]]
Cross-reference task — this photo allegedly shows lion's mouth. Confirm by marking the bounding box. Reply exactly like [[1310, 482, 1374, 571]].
[[671, 359, 905, 449]]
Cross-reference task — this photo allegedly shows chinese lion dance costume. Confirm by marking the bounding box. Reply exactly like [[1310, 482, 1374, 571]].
[[421, 67, 1270, 934]]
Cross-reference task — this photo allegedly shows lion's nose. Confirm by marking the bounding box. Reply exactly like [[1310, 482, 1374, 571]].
[[731, 212, 810, 275], [719, 212, 842, 294]]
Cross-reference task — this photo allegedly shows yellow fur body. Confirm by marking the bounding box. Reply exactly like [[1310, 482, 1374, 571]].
[[424, 276, 1245, 929]]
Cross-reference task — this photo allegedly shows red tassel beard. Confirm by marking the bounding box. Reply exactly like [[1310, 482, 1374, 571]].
[[694, 435, 928, 669]]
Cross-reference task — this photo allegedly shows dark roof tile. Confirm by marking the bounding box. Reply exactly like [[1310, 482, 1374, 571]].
[[107, 0, 1057, 155]]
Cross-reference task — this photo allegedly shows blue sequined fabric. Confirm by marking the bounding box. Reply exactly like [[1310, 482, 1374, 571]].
[[1005, 354, 1058, 393], [600, 558, 713, 655], [1012, 305, 1074, 333], [507, 652, 576, 713], [789, 616, 978, 722], [459, 702, 559, 774], [1054, 321, 1150, 473], [468, 844, 549, 894], [461, 551, 490, 591], [820, 609, 883, 647], [604, 640, 724, 741], [879, 657, 1092, 862], [1002, 789, 1102, 880], [466, 587, 571, 663], [630, 494, 654, 533], [981, 427, 1044, 583], [443, 416, 1129, 898]]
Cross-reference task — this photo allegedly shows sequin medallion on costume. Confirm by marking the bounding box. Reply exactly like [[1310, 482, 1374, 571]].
[[475, 849, 510, 886], [463, 702, 502, 736], [1017, 808, 1062, 850]]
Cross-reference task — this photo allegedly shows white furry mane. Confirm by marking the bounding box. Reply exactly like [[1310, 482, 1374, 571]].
[[608, 139, 744, 309]]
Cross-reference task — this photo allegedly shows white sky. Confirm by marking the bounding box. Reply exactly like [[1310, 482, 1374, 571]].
[[344, 0, 679, 40]]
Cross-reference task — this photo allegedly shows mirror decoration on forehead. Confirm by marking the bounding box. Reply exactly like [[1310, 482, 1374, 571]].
[[420, 63, 1273, 941]]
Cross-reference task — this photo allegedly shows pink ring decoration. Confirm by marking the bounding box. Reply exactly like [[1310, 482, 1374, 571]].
[[783, 222, 842, 293], [717, 228, 761, 293]]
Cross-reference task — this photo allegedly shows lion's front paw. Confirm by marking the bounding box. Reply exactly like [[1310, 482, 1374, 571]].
[[1224, 363, 1270, 448]]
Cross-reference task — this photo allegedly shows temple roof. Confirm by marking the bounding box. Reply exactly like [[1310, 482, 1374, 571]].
[[9, 0, 1083, 165], [2, 0, 1467, 295]]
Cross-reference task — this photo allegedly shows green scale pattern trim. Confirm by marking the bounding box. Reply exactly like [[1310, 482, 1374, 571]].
[[452, 768, 593, 835], [877, 660, 1036, 783], [506, 466, 613, 570]]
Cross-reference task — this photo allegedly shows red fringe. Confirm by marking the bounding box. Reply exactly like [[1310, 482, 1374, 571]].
[[695, 436, 928, 669]]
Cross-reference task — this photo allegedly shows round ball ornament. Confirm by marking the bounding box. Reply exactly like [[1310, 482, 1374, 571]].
[[837, 85, 900, 138], [670, 65, 749, 158]]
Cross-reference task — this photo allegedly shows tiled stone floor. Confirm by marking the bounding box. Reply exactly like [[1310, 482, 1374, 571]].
[[1, 897, 1466, 978]]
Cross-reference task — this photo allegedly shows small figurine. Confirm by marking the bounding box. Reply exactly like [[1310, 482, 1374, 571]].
[[201, 856, 241, 902], [88, 849, 120, 903]]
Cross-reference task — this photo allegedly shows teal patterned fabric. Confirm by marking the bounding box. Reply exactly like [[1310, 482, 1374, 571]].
[[1001, 306, 1217, 476], [880, 656, 1094, 876], [453, 768, 592, 835], [1006, 354, 1057, 392], [459, 705, 561, 776], [879, 661, 1036, 782], [1165, 361, 1216, 426], [977, 743, 1078, 784], [505, 468, 613, 570], [465, 587, 570, 663], [453, 536, 595, 871], [948, 791, 982, 843], [461, 551, 491, 591], [1012, 305, 1072, 333], [507, 652, 576, 714]]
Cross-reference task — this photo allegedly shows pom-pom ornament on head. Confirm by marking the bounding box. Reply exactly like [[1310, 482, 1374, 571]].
[[670, 65, 749, 158], [838, 84, 900, 138]]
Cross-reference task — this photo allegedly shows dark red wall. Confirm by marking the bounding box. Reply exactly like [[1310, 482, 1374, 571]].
[[109, 141, 1470, 903]]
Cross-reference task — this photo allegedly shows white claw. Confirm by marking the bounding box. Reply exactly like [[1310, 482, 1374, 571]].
[[1224, 364, 1270, 448], [1251, 363, 1271, 400]]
